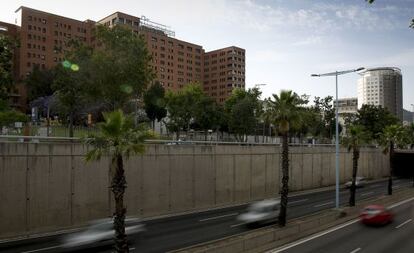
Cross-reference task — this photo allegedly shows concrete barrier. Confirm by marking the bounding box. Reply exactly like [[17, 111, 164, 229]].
[[0, 143, 389, 238]]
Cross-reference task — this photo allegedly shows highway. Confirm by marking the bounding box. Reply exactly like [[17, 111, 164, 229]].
[[1, 178, 412, 253], [270, 195, 414, 253]]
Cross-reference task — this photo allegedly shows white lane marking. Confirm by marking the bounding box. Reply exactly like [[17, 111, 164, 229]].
[[21, 246, 61, 253], [130, 247, 136, 250], [313, 201, 334, 208], [395, 219, 412, 229], [350, 247, 361, 253], [361, 191, 374, 196], [388, 196, 414, 209], [267, 219, 360, 253], [199, 212, 238, 222], [268, 196, 414, 253], [289, 199, 308, 205], [230, 223, 246, 228]]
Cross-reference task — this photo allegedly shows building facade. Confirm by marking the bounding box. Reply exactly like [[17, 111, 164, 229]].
[[4, 7, 245, 109], [357, 67, 403, 120], [204, 47, 245, 103]]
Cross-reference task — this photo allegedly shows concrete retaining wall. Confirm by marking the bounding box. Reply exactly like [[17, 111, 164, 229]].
[[0, 143, 389, 238]]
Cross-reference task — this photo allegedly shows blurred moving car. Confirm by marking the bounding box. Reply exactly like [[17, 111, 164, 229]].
[[237, 199, 280, 227], [61, 217, 145, 250], [359, 205, 393, 225], [345, 177, 367, 188]]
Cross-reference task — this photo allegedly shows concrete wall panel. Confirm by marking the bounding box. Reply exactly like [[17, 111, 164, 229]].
[[0, 156, 27, 237], [169, 155, 194, 212], [251, 155, 266, 200], [194, 155, 215, 208], [141, 155, 170, 216], [215, 155, 234, 205], [234, 155, 251, 203]]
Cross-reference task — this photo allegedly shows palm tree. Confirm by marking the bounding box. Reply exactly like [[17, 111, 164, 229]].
[[268, 90, 305, 226], [84, 110, 153, 253], [379, 124, 407, 195], [342, 125, 370, 206]]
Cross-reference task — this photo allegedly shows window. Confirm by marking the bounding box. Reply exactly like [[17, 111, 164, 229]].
[[119, 18, 124, 23], [27, 53, 31, 58], [134, 21, 139, 26], [126, 19, 132, 25], [28, 16, 32, 21], [42, 19, 46, 24], [27, 43, 31, 49], [28, 25, 32, 30], [28, 34, 32, 39], [151, 36, 157, 42], [42, 28, 46, 33]]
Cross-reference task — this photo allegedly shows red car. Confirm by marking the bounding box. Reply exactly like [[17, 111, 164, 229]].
[[360, 205, 393, 225]]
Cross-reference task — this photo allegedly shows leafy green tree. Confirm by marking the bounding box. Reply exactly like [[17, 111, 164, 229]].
[[0, 34, 17, 103], [354, 104, 398, 140], [84, 110, 153, 253], [52, 41, 93, 137], [342, 125, 370, 206], [0, 109, 28, 129], [267, 90, 306, 226], [193, 96, 220, 141], [224, 87, 262, 142], [313, 96, 337, 140], [90, 25, 154, 110], [143, 82, 167, 130], [165, 83, 204, 139], [228, 97, 257, 142], [25, 65, 55, 102], [379, 124, 408, 195]]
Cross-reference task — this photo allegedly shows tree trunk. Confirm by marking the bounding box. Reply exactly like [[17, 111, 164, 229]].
[[278, 132, 289, 227], [176, 130, 180, 141], [388, 141, 394, 195], [69, 112, 74, 138], [349, 147, 359, 206], [204, 130, 208, 141], [112, 154, 129, 253]]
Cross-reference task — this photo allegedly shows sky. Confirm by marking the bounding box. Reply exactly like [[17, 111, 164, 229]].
[[2, 0, 414, 109]]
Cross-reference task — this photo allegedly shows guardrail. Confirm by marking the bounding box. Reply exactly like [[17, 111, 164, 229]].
[[0, 135, 384, 148]]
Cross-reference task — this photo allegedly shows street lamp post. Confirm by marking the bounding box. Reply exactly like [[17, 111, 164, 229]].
[[311, 67, 365, 209], [411, 104, 414, 123]]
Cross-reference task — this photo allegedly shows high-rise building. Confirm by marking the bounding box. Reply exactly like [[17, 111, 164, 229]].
[[204, 47, 245, 103], [357, 67, 403, 120], [3, 6, 246, 109]]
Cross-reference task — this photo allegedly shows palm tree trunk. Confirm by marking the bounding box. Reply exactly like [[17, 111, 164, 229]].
[[112, 154, 129, 253], [349, 148, 359, 206], [278, 132, 289, 226], [388, 141, 394, 195]]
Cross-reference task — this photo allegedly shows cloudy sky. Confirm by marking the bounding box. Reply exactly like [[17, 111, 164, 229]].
[[2, 0, 414, 109]]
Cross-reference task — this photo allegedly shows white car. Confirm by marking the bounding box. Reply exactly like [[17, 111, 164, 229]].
[[61, 217, 145, 250], [345, 177, 367, 188], [237, 199, 280, 227]]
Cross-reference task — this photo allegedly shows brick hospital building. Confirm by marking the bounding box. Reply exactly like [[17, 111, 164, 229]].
[[0, 6, 245, 110]]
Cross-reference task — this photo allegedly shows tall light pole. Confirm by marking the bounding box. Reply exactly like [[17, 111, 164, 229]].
[[311, 67, 365, 209], [411, 104, 414, 123]]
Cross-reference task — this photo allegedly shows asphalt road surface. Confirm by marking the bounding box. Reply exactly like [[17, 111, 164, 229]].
[[1, 178, 412, 253], [269, 195, 414, 253]]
